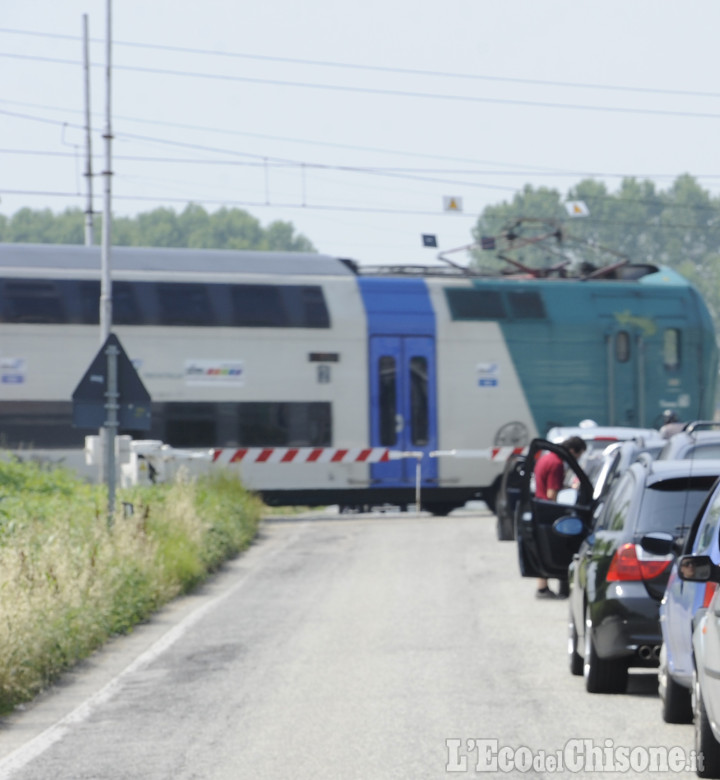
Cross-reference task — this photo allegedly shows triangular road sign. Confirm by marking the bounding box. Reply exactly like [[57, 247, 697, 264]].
[[72, 333, 152, 430]]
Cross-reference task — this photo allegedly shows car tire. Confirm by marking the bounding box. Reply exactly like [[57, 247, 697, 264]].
[[583, 607, 628, 694], [496, 509, 514, 541], [659, 645, 692, 724], [568, 613, 583, 676], [695, 674, 720, 778], [494, 460, 518, 541]]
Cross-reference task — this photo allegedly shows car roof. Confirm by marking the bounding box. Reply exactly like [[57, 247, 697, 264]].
[[546, 425, 664, 445], [634, 458, 720, 485], [658, 428, 720, 458]]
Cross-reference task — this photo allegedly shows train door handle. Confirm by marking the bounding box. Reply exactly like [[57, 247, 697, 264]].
[[395, 414, 404, 433]]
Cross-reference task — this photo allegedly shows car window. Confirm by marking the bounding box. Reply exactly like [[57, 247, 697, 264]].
[[695, 489, 720, 553], [683, 444, 720, 460], [595, 471, 635, 532], [636, 477, 719, 535]]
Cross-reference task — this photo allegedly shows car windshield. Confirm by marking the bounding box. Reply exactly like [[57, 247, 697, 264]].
[[637, 477, 719, 534]]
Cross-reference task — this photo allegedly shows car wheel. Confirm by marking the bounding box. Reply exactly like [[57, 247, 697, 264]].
[[494, 483, 514, 541], [495, 506, 515, 541], [583, 607, 628, 694], [568, 612, 583, 676], [695, 673, 720, 778], [659, 645, 692, 724]]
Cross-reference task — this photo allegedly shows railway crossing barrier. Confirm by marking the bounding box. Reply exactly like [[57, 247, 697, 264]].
[[88, 437, 526, 511]]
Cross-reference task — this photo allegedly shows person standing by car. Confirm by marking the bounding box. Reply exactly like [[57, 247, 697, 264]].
[[659, 409, 684, 439], [534, 435, 587, 599]]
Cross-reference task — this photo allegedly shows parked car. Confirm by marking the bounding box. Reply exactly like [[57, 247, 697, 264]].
[[657, 421, 720, 461], [649, 477, 720, 724], [494, 424, 663, 541], [515, 438, 720, 694], [675, 555, 720, 776]]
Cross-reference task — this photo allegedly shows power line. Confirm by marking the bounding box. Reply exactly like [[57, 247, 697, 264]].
[[3, 50, 720, 121], [2, 26, 720, 101]]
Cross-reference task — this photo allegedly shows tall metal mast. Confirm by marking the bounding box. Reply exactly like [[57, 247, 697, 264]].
[[82, 14, 94, 247]]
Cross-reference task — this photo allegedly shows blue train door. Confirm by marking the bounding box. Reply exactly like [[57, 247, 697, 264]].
[[369, 335, 438, 486]]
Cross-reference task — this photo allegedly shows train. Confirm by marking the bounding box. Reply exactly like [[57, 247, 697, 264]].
[[0, 242, 716, 514]]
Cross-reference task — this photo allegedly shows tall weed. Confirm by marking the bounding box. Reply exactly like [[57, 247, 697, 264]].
[[0, 459, 263, 713]]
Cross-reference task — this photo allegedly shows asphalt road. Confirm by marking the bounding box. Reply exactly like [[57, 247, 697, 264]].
[[0, 506, 704, 779]]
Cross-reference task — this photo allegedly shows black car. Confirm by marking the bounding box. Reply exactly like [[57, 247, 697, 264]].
[[515, 438, 720, 694]]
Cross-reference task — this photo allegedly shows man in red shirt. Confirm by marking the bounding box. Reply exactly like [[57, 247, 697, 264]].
[[535, 436, 587, 599]]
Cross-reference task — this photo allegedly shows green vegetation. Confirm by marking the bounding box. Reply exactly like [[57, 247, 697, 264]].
[[0, 457, 263, 714], [471, 175, 720, 333], [0, 203, 315, 253]]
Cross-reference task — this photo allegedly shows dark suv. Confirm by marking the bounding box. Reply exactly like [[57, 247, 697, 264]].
[[515, 439, 720, 694]]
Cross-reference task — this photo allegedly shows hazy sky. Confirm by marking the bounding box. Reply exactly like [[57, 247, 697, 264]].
[[2, 1, 719, 265]]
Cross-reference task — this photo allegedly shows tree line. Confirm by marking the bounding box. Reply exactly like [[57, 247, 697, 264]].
[[0, 203, 315, 253]]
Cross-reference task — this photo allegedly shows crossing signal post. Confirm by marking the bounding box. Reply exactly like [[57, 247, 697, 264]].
[[72, 333, 151, 523]]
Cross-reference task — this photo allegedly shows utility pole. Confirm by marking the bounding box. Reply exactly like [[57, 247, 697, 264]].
[[82, 14, 94, 247], [101, 0, 116, 520]]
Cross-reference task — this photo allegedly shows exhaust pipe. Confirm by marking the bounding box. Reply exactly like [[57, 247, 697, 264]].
[[653, 645, 661, 660], [638, 645, 653, 660]]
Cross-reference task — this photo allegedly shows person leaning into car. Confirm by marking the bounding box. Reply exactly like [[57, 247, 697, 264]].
[[534, 435, 587, 600]]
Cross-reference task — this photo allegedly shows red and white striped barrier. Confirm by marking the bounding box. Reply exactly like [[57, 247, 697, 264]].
[[210, 446, 526, 465], [211, 447, 393, 465]]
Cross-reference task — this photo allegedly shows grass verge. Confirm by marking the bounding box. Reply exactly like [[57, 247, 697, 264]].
[[0, 458, 263, 714]]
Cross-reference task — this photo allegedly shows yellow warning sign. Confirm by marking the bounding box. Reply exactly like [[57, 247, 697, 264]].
[[443, 196, 463, 212]]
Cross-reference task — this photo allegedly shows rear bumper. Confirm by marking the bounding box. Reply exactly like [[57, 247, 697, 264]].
[[590, 585, 662, 665]]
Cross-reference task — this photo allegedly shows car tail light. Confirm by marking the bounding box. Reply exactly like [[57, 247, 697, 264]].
[[703, 582, 718, 608], [606, 542, 673, 582]]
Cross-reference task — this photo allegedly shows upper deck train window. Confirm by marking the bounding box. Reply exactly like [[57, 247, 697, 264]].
[[230, 284, 330, 328], [231, 284, 285, 326], [0, 281, 64, 323], [0, 278, 330, 328], [444, 288, 506, 320], [157, 283, 212, 326]]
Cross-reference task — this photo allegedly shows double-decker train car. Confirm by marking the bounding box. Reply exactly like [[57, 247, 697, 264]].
[[0, 242, 716, 514]]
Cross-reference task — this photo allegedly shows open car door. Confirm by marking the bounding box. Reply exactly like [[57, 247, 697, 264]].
[[515, 438, 596, 580]]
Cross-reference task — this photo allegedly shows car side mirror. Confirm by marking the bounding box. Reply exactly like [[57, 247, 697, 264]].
[[677, 554, 720, 583], [640, 532, 675, 557], [552, 516, 585, 537]]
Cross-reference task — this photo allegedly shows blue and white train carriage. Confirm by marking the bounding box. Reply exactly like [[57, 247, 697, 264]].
[[0, 242, 716, 514]]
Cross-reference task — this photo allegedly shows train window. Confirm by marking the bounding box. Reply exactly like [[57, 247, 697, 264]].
[[409, 356, 429, 446], [235, 402, 331, 446], [616, 331, 631, 363], [378, 356, 397, 446], [298, 286, 330, 328], [231, 284, 286, 327], [0, 401, 82, 447], [157, 283, 213, 326], [163, 403, 217, 447], [444, 288, 507, 320], [77, 281, 101, 324], [664, 328, 681, 371], [114, 282, 141, 325], [507, 291, 546, 319], [230, 284, 329, 328], [158, 401, 331, 447], [1, 280, 64, 323]]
